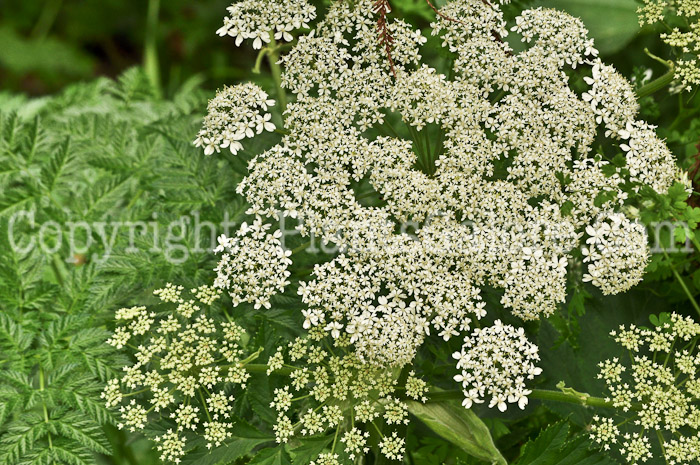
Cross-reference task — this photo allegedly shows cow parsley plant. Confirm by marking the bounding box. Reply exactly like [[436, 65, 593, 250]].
[[201, 0, 685, 375]]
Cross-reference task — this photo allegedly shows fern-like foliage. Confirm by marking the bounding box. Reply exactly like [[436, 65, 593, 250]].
[[0, 228, 118, 463], [0, 68, 262, 464]]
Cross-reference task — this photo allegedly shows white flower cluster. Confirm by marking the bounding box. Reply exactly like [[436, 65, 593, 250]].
[[266, 327, 427, 462], [215, 0, 682, 370], [618, 120, 685, 193], [582, 62, 638, 135], [582, 212, 649, 295], [195, 13, 689, 438], [214, 216, 292, 310], [219, 0, 684, 370], [298, 233, 486, 366], [591, 313, 700, 465], [638, 0, 700, 92], [104, 284, 253, 462], [216, 0, 316, 49], [453, 321, 542, 412], [194, 82, 275, 156]]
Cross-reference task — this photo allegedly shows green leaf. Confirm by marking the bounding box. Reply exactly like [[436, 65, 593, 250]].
[[569, 287, 591, 317], [649, 312, 671, 327], [593, 191, 614, 208], [533, 0, 639, 55], [555, 171, 573, 186], [611, 153, 627, 168], [184, 417, 274, 465], [513, 421, 618, 465], [407, 399, 507, 465], [560, 200, 575, 217], [289, 436, 334, 465], [249, 445, 292, 465], [537, 288, 670, 425], [0, 26, 94, 77]]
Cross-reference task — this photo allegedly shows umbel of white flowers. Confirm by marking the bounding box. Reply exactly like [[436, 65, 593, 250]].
[[194, 82, 276, 156], [104, 284, 254, 463], [591, 313, 700, 465], [453, 320, 542, 412], [264, 326, 430, 462], [195, 0, 690, 421], [216, 0, 316, 49]]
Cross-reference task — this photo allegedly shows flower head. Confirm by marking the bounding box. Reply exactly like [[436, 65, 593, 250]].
[[105, 284, 253, 453], [453, 321, 542, 412], [194, 83, 276, 156], [217, 0, 316, 49]]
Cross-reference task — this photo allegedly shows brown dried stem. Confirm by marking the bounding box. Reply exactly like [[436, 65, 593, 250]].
[[373, 0, 397, 78], [374, 0, 511, 78]]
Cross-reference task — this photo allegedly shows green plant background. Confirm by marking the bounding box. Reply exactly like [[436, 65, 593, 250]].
[[1, 1, 700, 464], [0, 0, 674, 93]]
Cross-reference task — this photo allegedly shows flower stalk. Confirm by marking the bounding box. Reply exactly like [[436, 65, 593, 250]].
[[144, 0, 162, 98], [425, 388, 615, 409], [636, 49, 675, 99], [267, 34, 288, 114]]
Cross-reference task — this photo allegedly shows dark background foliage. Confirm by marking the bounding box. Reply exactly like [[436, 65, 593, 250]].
[[0, 0, 673, 93], [0, 0, 249, 95]]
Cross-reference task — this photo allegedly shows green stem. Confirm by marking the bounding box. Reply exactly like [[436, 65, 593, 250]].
[[424, 130, 432, 172], [199, 389, 213, 423], [637, 69, 676, 98], [144, 0, 162, 98], [253, 48, 271, 75], [637, 49, 675, 99], [657, 430, 669, 465], [291, 240, 312, 255], [664, 250, 700, 317], [407, 125, 423, 158], [529, 389, 613, 408], [267, 34, 287, 114], [331, 424, 340, 453], [426, 388, 615, 408], [31, 0, 63, 39], [356, 190, 379, 201], [245, 363, 293, 376], [370, 420, 384, 438], [240, 347, 264, 365], [50, 255, 65, 287], [40, 366, 53, 449], [123, 388, 150, 397], [688, 230, 700, 254], [382, 119, 401, 139], [126, 188, 144, 210], [431, 128, 444, 162]]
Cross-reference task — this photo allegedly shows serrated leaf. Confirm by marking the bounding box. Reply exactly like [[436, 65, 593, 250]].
[[0, 66, 227, 465], [250, 445, 292, 465], [289, 435, 334, 465], [54, 419, 110, 455], [184, 416, 274, 465], [514, 421, 618, 465]]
